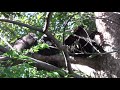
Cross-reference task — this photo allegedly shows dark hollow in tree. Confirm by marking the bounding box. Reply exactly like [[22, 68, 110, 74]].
[[64, 26, 88, 46], [64, 26, 105, 58]]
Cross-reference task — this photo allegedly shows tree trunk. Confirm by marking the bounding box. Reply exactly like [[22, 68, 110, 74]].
[[94, 12, 120, 78]]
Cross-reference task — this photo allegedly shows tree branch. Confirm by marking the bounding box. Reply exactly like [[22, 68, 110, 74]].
[[29, 57, 63, 71], [0, 19, 73, 75], [0, 19, 43, 33], [0, 33, 15, 51], [0, 54, 68, 77], [0, 19, 62, 49], [31, 53, 101, 70], [42, 12, 73, 74], [0, 55, 11, 61], [43, 12, 53, 33]]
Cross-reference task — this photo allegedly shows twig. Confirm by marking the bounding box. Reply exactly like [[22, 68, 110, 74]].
[[74, 34, 101, 53], [69, 50, 120, 55], [0, 33, 15, 51], [63, 47, 73, 74], [61, 13, 80, 74], [62, 13, 78, 72]]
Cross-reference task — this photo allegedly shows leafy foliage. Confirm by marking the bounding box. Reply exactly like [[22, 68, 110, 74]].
[[3, 50, 30, 61], [0, 12, 96, 78], [0, 12, 21, 18], [30, 43, 49, 53], [0, 63, 61, 78]]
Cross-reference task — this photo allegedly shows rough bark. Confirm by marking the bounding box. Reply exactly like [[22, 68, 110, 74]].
[[95, 12, 120, 77]]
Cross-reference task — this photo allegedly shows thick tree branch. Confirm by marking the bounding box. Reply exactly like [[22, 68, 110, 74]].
[[1, 54, 82, 77], [32, 53, 101, 70], [29, 57, 82, 77], [0, 54, 62, 71], [29, 57, 64, 71], [0, 54, 68, 77], [0, 19, 43, 33]]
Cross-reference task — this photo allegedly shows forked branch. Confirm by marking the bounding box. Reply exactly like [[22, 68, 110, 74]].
[[0, 18, 73, 75]]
